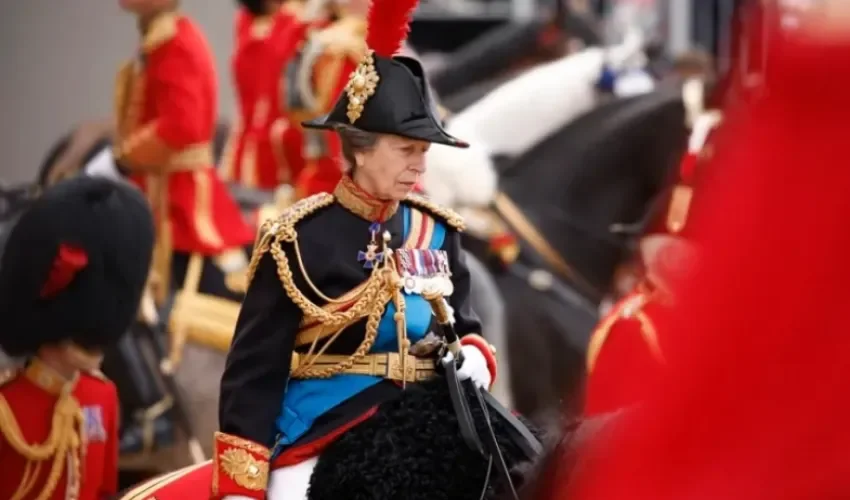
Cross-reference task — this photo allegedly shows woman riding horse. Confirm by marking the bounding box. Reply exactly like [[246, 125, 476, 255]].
[[119, 0, 540, 499]]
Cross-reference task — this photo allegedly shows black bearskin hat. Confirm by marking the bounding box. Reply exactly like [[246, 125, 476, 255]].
[[0, 176, 154, 356], [302, 0, 468, 149]]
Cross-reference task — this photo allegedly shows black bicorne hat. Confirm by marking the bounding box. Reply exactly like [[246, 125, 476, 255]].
[[303, 52, 469, 149], [0, 176, 154, 356]]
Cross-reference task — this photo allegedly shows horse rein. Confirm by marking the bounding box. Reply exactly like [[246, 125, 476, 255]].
[[427, 295, 541, 500], [492, 192, 603, 301]]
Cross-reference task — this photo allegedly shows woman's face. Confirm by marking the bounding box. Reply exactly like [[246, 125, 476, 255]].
[[354, 134, 430, 201]]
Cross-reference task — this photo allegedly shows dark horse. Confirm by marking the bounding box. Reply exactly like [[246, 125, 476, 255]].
[[462, 86, 687, 422]]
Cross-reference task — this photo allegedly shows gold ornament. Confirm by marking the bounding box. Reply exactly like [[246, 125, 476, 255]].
[[219, 448, 269, 490], [345, 50, 379, 123]]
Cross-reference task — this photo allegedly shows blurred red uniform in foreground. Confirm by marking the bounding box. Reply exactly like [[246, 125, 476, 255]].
[[545, 7, 850, 500]]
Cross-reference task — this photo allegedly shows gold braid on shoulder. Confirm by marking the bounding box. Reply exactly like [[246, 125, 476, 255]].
[[404, 194, 466, 231], [245, 193, 404, 379], [0, 385, 85, 500]]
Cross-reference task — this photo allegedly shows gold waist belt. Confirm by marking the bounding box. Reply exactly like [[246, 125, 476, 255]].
[[290, 352, 436, 383], [169, 143, 214, 171]]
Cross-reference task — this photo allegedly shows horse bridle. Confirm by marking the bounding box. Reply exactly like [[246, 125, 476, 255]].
[[492, 191, 604, 301]]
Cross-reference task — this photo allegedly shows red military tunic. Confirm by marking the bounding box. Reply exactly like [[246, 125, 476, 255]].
[[221, 4, 313, 190], [0, 360, 119, 500], [280, 16, 365, 199], [584, 85, 721, 417], [561, 14, 850, 499], [584, 282, 669, 416], [114, 11, 254, 256]]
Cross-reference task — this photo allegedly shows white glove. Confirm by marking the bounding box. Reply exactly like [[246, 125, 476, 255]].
[[443, 345, 492, 390]]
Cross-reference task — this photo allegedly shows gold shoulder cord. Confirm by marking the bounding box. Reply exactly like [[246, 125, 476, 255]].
[[404, 194, 466, 231], [0, 388, 85, 500], [246, 193, 408, 379], [586, 292, 665, 374]]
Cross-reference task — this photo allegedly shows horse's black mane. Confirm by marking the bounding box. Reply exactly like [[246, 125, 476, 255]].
[[500, 87, 687, 293]]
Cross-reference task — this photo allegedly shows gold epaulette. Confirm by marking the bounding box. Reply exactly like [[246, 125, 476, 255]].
[[313, 17, 367, 60], [142, 11, 179, 53], [246, 193, 335, 284], [404, 194, 466, 231], [264, 192, 336, 243]]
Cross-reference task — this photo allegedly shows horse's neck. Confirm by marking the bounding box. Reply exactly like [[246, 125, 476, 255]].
[[510, 169, 650, 297]]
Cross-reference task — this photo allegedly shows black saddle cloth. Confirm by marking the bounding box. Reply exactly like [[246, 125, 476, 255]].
[[308, 377, 543, 500]]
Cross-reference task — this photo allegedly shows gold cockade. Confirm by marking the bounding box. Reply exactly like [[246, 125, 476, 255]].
[[345, 50, 380, 123]]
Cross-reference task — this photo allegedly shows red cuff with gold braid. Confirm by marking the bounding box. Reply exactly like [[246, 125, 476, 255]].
[[211, 431, 270, 499], [460, 334, 498, 389]]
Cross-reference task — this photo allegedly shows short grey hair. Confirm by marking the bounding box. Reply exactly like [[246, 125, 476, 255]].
[[335, 124, 380, 172]]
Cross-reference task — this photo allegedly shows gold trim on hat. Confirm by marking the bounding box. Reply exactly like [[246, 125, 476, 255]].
[[345, 50, 379, 123]]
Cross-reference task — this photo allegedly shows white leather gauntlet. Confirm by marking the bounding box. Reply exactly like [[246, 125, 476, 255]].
[[443, 345, 492, 390]]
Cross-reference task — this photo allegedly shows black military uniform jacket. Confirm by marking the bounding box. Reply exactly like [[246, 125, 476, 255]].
[[214, 175, 483, 488]]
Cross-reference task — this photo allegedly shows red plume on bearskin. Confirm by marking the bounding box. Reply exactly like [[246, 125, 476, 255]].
[[365, 0, 420, 57], [40, 243, 88, 299]]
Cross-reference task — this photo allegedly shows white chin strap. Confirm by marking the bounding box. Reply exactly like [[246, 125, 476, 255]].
[[83, 148, 124, 181]]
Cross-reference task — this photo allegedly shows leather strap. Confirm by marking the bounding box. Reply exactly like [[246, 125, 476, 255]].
[[443, 355, 543, 500], [442, 355, 484, 456], [481, 390, 543, 460], [473, 387, 519, 500]]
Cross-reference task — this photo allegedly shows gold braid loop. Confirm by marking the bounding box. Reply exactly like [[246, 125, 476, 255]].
[[245, 193, 335, 285], [0, 391, 85, 500], [253, 192, 407, 378], [272, 240, 398, 379]]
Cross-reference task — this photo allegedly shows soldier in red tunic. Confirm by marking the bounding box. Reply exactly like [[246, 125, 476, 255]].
[[583, 87, 722, 417], [0, 176, 155, 500], [115, 0, 255, 295], [221, 0, 322, 191], [560, 5, 850, 499], [277, 0, 370, 199]]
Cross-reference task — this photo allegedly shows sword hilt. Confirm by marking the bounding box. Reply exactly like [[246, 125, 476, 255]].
[[424, 292, 462, 357]]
